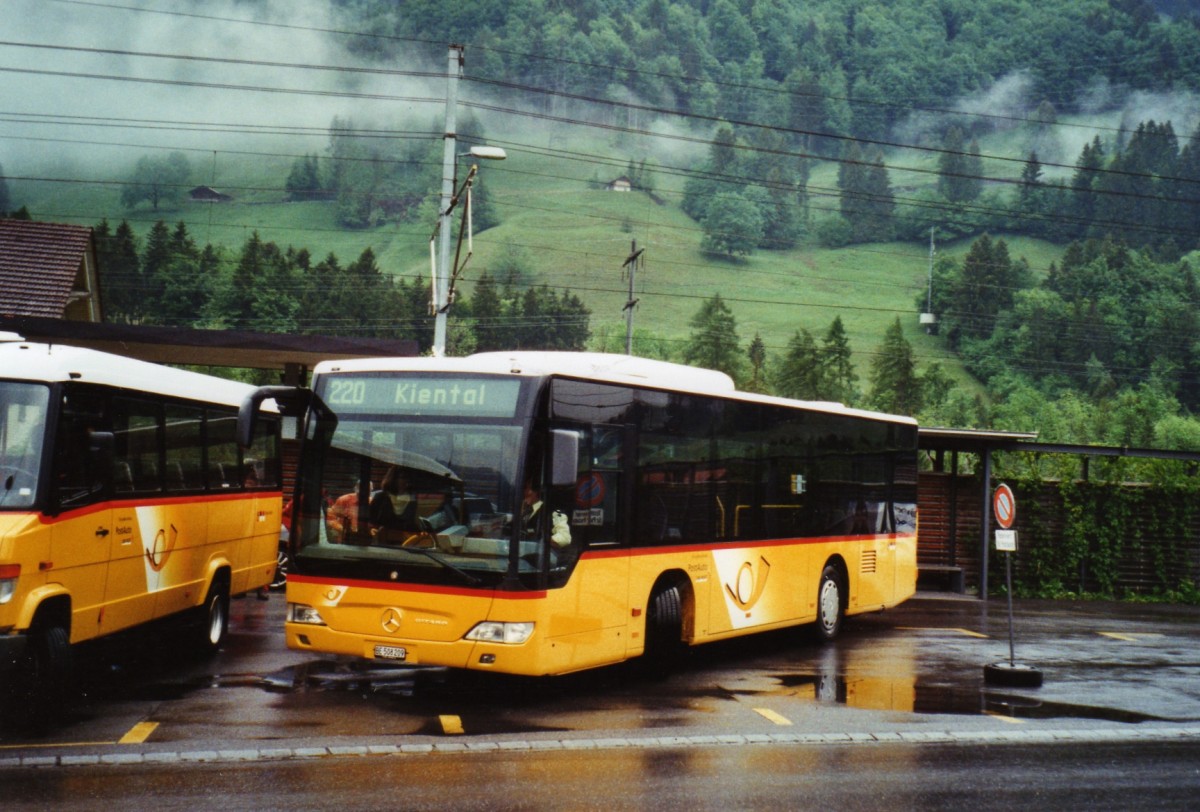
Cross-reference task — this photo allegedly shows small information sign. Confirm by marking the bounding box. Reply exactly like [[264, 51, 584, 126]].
[[995, 529, 1017, 552]]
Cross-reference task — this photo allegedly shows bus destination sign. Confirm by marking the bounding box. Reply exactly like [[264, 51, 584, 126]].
[[322, 375, 522, 418]]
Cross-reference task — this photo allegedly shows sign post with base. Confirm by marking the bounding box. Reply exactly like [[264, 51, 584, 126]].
[[984, 483, 1044, 688]]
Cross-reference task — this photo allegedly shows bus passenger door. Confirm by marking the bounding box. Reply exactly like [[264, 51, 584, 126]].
[[49, 395, 113, 643], [546, 424, 631, 671], [101, 397, 159, 634]]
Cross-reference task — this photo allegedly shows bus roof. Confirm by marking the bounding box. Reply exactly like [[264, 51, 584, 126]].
[[0, 339, 261, 409], [316, 351, 735, 393], [314, 351, 917, 427]]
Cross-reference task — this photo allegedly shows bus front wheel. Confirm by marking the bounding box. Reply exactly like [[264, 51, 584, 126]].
[[194, 579, 230, 656], [643, 584, 686, 675], [7, 622, 72, 727], [814, 564, 844, 642]]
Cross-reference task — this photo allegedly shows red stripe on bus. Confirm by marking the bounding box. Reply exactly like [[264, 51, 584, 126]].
[[288, 574, 549, 600], [585, 533, 915, 559], [41, 492, 272, 523]]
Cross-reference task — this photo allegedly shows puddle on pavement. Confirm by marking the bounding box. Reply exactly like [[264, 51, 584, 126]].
[[774, 673, 1171, 724], [259, 660, 1175, 726], [261, 660, 448, 697]]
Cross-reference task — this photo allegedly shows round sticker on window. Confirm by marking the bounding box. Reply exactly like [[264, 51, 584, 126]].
[[576, 472, 606, 508]]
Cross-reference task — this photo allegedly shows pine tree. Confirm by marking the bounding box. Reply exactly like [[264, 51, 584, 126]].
[[747, 333, 767, 393], [683, 293, 743, 382], [820, 316, 859, 404], [285, 154, 322, 201], [94, 219, 142, 324], [1018, 151, 1046, 233], [859, 149, 895, 240], [774, 328, 824, 399], [1069, 136, 1105, 236], [139, 221, 173, 323], [470, 272, 504, 352], [837, 141, 866, 222], [937, 126, 971, 203], [869, 318, 922, 415]]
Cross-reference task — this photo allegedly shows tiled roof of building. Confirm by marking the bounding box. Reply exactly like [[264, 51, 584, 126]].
[[0, 219, 94, 319]]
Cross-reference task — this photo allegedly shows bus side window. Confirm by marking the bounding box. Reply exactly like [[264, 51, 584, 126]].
[[54, 389, 110, 509], [206, 409, 239, 489], [111, 396, 163, 493], [556, 425, 624, 549], [246, 415, 280, 488], [164, 403, 204, 492]]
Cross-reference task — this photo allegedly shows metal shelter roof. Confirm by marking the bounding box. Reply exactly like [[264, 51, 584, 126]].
[[0, 314, 418, 375]]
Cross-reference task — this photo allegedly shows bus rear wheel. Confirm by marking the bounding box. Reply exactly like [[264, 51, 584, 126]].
[[814, 564, 844, 642]]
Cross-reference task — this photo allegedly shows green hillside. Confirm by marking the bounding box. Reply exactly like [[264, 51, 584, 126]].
[[14, 143, 1065, 388]]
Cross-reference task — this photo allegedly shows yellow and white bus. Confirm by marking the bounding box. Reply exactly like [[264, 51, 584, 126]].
[[241, 352, 916, 677], [0, 336, 282, 706]]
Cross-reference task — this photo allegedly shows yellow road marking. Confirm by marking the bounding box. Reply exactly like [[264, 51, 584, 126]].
[[898, 626, 989, 639], [439, 714, 464, 735], [754, 708, 793, 726], [1099, 631, 1164, 642], [119, 721, 159, 744], [984, 711, 1025, 725]]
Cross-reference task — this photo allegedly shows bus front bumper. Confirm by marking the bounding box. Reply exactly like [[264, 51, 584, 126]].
[[286, 623, 540, 674]]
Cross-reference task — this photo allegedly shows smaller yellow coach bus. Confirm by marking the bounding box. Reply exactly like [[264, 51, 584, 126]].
[[240, 352, 917, 677], [0, 336, 282, 707]]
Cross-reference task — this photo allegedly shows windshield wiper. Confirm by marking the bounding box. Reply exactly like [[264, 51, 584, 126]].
[[396, 546, 481, 587]]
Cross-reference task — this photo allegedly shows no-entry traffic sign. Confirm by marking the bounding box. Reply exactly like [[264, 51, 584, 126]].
[[993, 483, 1016, 529]]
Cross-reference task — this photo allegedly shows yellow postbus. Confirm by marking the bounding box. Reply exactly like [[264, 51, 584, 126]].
[[0, 337, 282, 707], [240, 352, 917, 677]]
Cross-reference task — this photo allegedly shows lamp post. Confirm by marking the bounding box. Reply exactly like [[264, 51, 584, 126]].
[[431, 145, 506, 356], [431, 44, 506, 357]]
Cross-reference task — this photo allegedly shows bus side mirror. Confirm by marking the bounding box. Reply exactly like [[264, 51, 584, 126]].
[[237, 385, 313, 448], [549, 430, 579, 488]]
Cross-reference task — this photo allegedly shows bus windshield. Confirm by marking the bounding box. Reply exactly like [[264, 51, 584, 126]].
[[294, 373, 532, 588], [0, 382, 49, 509]]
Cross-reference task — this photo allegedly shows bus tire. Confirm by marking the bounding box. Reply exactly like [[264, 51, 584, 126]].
[[11, 622, 73, 727], [814, 564, 844, 642], [643, 584, 685, 676], [270, 544, 289, 590], [194, 579, 230, 656]]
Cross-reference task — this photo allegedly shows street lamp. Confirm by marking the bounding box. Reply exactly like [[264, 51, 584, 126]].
[[431, 144, 506, 357]]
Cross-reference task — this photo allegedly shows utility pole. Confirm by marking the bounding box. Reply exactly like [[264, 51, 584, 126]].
[[926, 226, 935, 314], [432, 44, 464, 358], [622, 240, 644, 355], [920, 226, 937, 334]]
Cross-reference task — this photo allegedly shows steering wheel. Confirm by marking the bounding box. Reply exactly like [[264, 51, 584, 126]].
[[401, 531, 437, 548]]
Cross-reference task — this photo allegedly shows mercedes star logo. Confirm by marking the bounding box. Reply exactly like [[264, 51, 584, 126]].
[[381, 607, 403, 634]]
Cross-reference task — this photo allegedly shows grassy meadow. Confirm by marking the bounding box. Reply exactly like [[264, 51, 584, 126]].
[[11, 132, 1068, 386]]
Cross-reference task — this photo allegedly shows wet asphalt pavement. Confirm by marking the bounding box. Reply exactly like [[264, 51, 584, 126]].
[[2, 590, 1199, 770]]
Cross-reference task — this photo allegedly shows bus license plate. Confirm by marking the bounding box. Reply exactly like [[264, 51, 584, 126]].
[[374, 645, 407, 661]]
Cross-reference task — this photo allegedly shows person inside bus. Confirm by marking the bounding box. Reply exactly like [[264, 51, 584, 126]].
[[328, 479, 370, 542], [369, 467, 419, 539], [520, 477, 544, 538]]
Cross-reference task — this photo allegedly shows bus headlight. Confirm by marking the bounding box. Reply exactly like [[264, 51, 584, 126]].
[[464, 621, 534, 645], [0, 565, 18, 605], [287, 603, 326, 626]]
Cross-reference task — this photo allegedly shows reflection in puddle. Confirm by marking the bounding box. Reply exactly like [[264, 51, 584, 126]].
[[261, 660, 447, 697], [776, 673, 1171, 724]]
